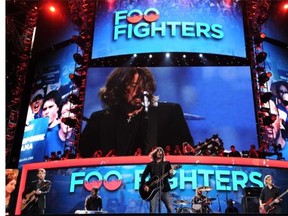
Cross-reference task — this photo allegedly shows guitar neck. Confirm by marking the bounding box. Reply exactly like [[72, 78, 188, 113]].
[[270, 189, 288, 206], [156, 173, 168, 184], [149, 165, 180, 186]]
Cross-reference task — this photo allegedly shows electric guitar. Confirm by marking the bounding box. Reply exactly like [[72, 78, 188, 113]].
[[139, 164, 182, 201], [259, 189, 288, 214], [21, 182, 50, 212]]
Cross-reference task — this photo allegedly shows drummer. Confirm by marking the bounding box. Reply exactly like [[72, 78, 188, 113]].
[[191, 186, 212, 213]]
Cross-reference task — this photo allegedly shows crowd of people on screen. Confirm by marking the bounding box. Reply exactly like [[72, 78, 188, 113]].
[[43, 141, 280, 162]]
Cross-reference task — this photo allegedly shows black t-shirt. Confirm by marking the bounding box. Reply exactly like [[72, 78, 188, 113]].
[[141, 161, 172, 192], [79, 102, 194, 157], [260, 185, 282, 213], [85, 195, 102, 211], [225, 206, 239, 213]]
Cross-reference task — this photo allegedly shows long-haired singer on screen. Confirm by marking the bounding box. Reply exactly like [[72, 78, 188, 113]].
[[79, 67, 195, 157]]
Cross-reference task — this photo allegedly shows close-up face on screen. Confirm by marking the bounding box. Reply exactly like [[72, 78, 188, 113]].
[[82, 66, 258, 152]]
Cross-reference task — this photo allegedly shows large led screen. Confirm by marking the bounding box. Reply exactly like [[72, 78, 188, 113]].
[[263, 41, 288, 160], [92, 0, 246, 58], [15, 158, 288, 215], [82, 66, 258, 154], [19, 44, 78, 168]]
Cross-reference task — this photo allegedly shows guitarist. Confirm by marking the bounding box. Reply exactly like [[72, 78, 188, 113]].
[[140, 147, 174, 213], [259, 174, 282, 214], [21, 168, 52, 215]]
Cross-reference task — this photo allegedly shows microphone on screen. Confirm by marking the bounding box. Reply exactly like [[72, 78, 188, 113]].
[[142, 91, 150, 113]]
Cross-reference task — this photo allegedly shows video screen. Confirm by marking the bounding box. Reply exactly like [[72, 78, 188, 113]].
[[92, 0, 246, 58], [15, 161, 288, 214], [19, 43, 78, 168], [263, 41, 288, 159], [81, 66, 258, 155]]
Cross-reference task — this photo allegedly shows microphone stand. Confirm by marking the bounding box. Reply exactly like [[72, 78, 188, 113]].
[[142, 91, 150, 155], [158, 163, 164, 213], [217, 193, 221, 213]]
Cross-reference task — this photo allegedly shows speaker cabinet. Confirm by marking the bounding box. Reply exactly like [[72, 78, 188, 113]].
[[243, 187, 262, 214], [243, 196, 260, 213]]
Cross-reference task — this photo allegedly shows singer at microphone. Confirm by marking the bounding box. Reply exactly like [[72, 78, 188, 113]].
[[79, 67, 194, 157], [142, 91, 150, 113]]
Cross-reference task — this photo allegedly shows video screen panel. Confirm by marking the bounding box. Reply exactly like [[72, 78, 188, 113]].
[[19, 44, 78, 168], [15, 158, 288, 214], [263, 41, 288, 159], [92, 0, 246, 58], [82, 66, 258, 153]]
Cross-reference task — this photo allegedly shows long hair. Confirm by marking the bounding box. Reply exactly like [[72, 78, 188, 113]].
[[149, 147, 165, 161], [99, 67, 158, 110]]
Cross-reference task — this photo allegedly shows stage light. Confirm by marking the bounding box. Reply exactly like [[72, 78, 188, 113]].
[[73, 53, 84, 65], [166, 53, 170, 58], [61, 117, 77, 128], [133, 54, 137, 57], [149, 54, 152, 58], [256, 66, 265, 72], [69, 73, 82, 87], [68, 94, 81, 104], [258, 72, 272, 86], [74, 66, 87, 76], [199, 54, 203, 58], [72, 35, 85, 48], [254, 32, 266, 46], [256, 51, 267, 63], [183, 54, 186, 58], [263, 114, 277, 126], [49, 6, 56, 13], [260, 92, 273, 103]]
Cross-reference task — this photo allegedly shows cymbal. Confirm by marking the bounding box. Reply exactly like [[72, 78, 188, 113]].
[[198, 186, 213, 192], [174, 199, 190, 205]]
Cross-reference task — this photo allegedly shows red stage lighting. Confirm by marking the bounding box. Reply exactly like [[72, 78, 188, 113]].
[[49, 6, 56, 13]]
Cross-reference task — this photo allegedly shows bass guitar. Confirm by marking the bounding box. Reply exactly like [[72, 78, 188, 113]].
[[139, 164, 182, 201], [21, 182, 50, 212], [259, 188, 288, 214]]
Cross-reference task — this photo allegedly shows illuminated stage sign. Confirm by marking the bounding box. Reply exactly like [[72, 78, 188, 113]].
[[92, 1, 246, 58], [113, 8, 224, 40], [16, 157, 288, 214]]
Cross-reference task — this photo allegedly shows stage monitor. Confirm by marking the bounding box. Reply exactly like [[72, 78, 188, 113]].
[[92, 0, 246, 59]]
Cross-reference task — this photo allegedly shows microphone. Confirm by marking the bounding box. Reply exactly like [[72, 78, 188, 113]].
[[142, 91, 150, 113]]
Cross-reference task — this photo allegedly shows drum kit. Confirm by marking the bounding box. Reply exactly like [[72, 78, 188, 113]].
[[173, 186, 215, 214]]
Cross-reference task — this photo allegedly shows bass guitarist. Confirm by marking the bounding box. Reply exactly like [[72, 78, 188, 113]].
[[140, 147, 174, 213], [259, 174, 282, 214], [21, 168, 52, 215]]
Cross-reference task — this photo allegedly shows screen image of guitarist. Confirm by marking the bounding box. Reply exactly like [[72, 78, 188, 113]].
[[259, 174, 285, 214], [140, 147, 179, 213], [21, 168, 52, 215]]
